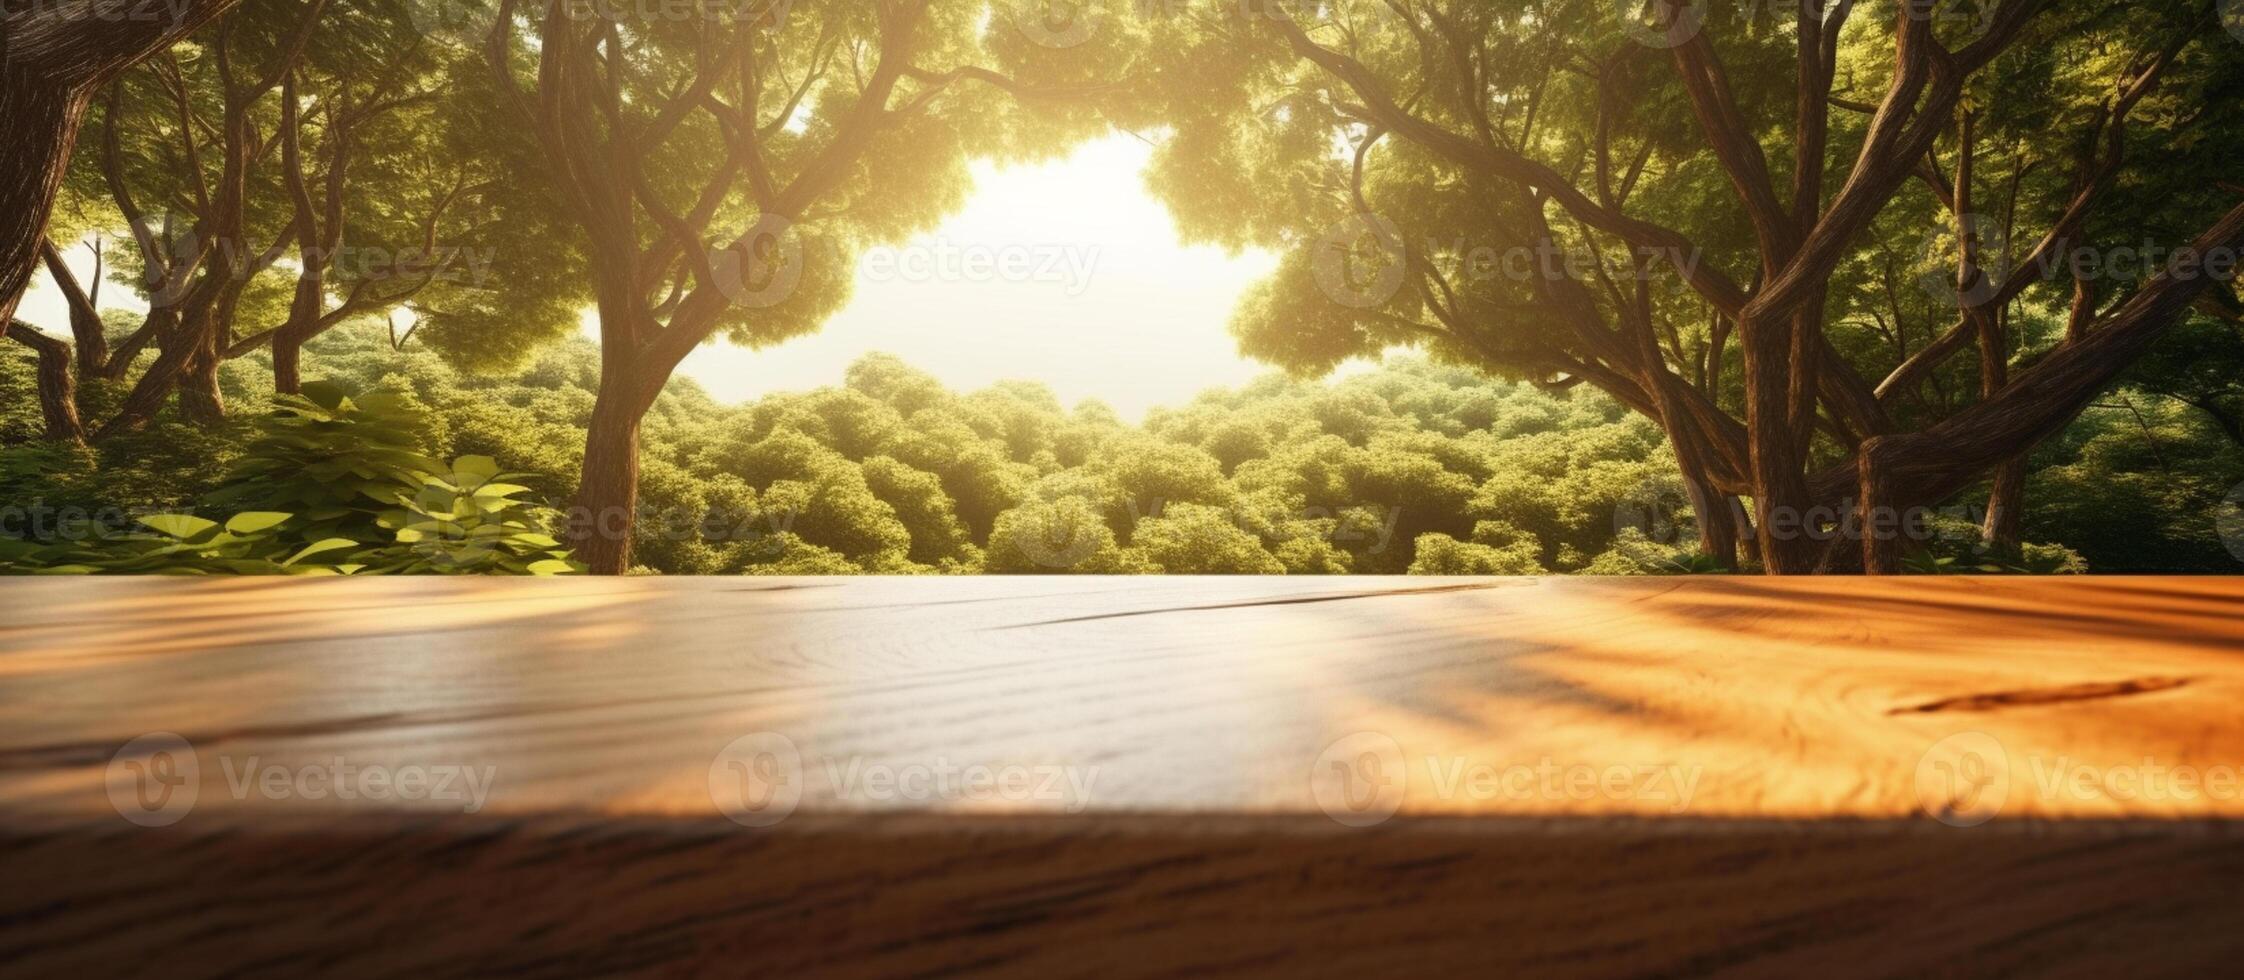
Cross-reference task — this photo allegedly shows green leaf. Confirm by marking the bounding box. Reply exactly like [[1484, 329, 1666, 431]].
[[454, 456, 501, 482], [284, 538, 361, 567], [527, 559, 578, 576], [139, 514, 219, 541], [225, 512, 295, 535], [297, 381, 351, 412]]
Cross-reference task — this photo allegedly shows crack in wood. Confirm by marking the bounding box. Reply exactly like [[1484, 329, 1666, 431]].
[[1888, 677, 2194, 715], [983, 582, 1523, 630]]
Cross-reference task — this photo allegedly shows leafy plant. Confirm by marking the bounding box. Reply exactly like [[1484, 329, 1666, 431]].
[[1, 381, 580, 576], [204, 381, 444, 544], [0, 512, 357, 575], [363, 455, 578, 575]]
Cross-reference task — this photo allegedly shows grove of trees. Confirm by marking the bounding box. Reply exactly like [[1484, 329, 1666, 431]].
[[5, 0, 2243, 576], [18, 322, 2179, 574]]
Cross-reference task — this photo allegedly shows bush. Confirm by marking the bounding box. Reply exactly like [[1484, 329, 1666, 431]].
[[0, 382, 578, 576]]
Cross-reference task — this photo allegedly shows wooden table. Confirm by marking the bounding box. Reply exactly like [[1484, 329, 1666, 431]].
[[5, 576, 2244, 977]]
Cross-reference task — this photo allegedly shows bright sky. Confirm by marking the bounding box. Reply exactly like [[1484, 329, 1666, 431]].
[[667, 134, 1282, 419], [16, 135, 1290, 421]]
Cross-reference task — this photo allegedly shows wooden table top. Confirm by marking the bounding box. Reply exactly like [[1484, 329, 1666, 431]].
[[8, 576, 2244, 977], [5, 575, 2242, 828]]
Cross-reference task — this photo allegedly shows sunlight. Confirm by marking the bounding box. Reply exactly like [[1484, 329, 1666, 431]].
[[669, 135, 1284, 420]]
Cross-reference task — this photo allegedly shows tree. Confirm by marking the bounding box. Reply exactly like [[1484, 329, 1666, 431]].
[[1, 0, 242, 331], [79, 0, 331, 430], [1131, 0, 2244, 574], [488, 0, 1117, 573], [35, 0, 564, 435], [3, 317, 84, 442]]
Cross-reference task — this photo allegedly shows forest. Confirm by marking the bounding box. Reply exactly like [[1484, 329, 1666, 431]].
[[4, 0, 2243, 576]]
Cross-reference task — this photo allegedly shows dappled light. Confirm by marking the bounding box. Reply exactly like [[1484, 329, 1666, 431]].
[[7, 0, 2244, 974]]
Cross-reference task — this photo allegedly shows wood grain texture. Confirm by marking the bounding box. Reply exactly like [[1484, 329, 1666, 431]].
[[4, 576, 2244, 977]]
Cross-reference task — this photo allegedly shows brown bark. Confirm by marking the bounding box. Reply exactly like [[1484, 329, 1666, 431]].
[[102, 308, 170, 381], [38, 240, 109, 375], [267, 66, 340, 399], [6, 320, 87, 444], [97, 303, 208, 437], [1857, 436, 1900, 575], [571, 389, 646, 576], [1981, 461, 2026, 553], [1742, 315, 1818, 574], [272, 333, 308, 395], [1681, 474, 1739, 570], [1810, 199, 2244, 514], [0, 0, 243, 329], [0, 80, 82, 330], [178, 336, 226, 425], [498, 0, 963, 573], [1949, 112, 2027, 554]]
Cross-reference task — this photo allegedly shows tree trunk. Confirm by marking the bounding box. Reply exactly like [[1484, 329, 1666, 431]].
[[1741, 318, 1818, 573], [102, 307, 172, 381], [1732, 502, 1760, 566], [1980, 459, 2026, 554], [6, 321, 87, 444], [97, 305, 205, 437], [1951, 110, 2026, 557], [0, 82, 82, 330], [39, 240, 110, 376], [179, 292, 230, 425], [0, 0, 244, 329], [178, 347, 226, 424], [1805, 201, 2244, 515], [1682, 475, 1740, 571], [572, 389, 646, 576], [1857, 436, 1901, 575], [272, 331, 307, 395]]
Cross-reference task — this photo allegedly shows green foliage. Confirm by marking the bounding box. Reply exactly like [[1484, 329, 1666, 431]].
[[0, 511, 348, 576], [984, 497, 1147, 575], [9, 313, 2237, 575], [204, 382, 443, 543], [1131, 504, 1287, 575], [1, 374, 578, 576], [367, 455, 578, 575], [1407, 532, 1543, 576]]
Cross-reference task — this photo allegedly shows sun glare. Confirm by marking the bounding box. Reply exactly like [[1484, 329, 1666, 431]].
[[671, 134, 1283, 420]]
